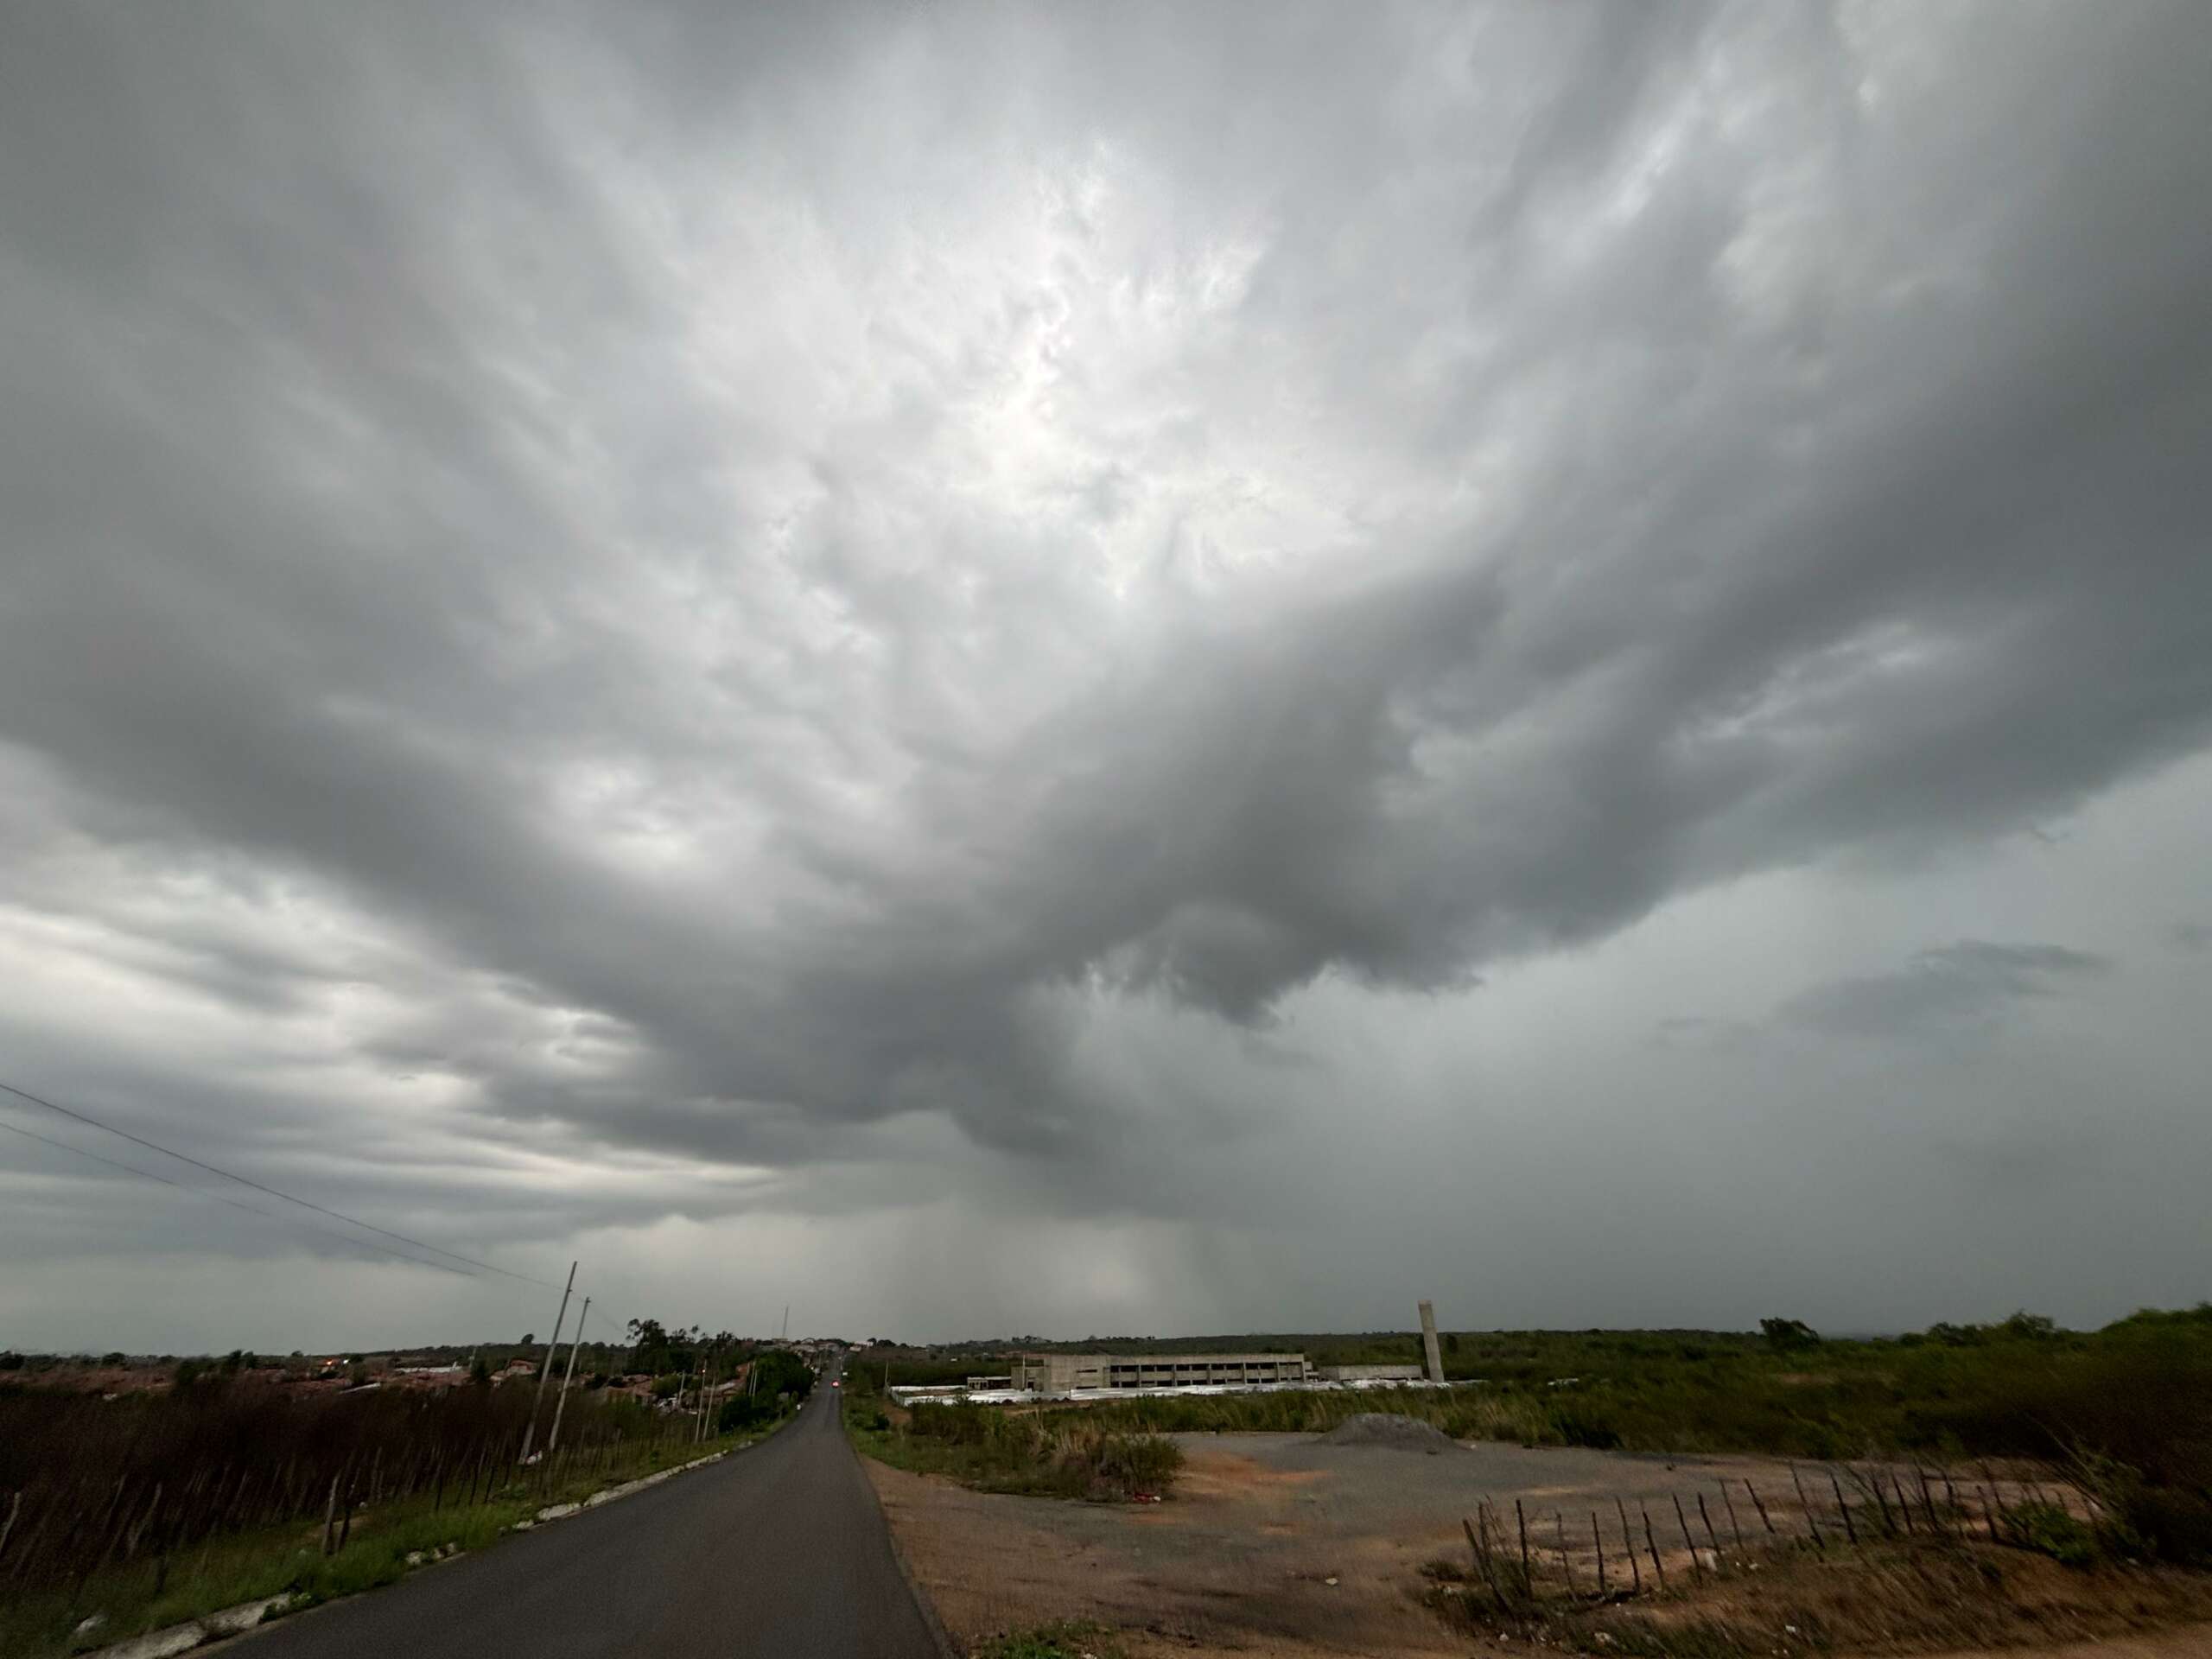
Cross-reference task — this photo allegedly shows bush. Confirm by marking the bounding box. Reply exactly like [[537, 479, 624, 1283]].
[[1760, 1318, 1821, 1351], [717, 1394, 779, 1434], [1087, 1433, 1182, 1497], [2114, 1483, 2212, 1567], [1548, 1405, 1623, 1449], [2007, 1501, 2100, 1567]]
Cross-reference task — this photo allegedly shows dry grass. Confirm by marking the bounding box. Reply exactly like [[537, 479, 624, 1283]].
[[1427, 1532, 2212, 1656]]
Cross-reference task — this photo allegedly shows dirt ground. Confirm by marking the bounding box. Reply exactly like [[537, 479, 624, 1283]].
[[866, 1432, 2202, 1659], [871, 1432, 1846, 1656]]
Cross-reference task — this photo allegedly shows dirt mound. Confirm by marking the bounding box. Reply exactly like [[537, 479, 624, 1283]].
[[1318, 1413, 1461, 1452]]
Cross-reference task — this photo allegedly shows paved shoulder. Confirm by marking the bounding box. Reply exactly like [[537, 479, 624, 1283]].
[[239, 1391, 941, 1659]]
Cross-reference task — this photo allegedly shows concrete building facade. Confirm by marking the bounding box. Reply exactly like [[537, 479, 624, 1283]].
[[1009, 1352, 1311, 1393], [1314, 1363, 1424, 1382]]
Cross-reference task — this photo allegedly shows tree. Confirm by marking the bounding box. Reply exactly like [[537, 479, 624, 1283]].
[[521, 1332, 535, 1347], [749, 1349, 816, 1402], [469, 1354, 493, 1386], [1759, 1318, 1821, 1351]]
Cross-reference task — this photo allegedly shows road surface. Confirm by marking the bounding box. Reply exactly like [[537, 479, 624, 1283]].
[[238, 1375, 942, 1659]]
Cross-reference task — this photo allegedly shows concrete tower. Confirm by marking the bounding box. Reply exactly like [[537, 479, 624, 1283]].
[[1418, 1300, 1445, 1384]]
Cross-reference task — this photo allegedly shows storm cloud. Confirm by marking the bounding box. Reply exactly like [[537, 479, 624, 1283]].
[[1783, 942, 2113, 1043], [3, 1, 2209, 1347]]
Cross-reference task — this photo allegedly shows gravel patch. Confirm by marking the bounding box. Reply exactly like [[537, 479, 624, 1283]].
[[1316, 1413, 1461, 1452]]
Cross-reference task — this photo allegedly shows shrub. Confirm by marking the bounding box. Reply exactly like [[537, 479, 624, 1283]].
[[1548, 1405, 1623, 1449], [2114, 1483, 2212, 1567], [2007, 1501, 2100, 1567], [717, 1394, 778, 1433], [1086, 1433, 1183, 1497]]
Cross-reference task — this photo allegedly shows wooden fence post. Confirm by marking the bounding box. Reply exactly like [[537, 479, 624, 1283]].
[[1789, 1465, 1823, 1548], [1672, 1494, 1703, 1580], [1745, 1478, 1775, 1535], [1868, 1467, 1897, 1535], [1828, 1470, 1858, 1545]]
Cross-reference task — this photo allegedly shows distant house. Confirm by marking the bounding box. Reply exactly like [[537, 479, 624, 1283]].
[[493, 1359, 537, 1382]]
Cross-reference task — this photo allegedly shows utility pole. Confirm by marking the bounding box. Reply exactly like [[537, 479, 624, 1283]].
[[695, 1345, 711, 1442], [781, 1305, 789, 1342], [518, 1261, 576, 1464], [546, 1296, 590, 1455]]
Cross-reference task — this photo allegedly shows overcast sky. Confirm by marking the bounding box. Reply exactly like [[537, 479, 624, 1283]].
[[3, 2, 2209, 1355]]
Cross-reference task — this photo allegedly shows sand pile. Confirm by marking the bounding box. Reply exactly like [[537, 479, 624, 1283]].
[[1317, 1413, 1460, 1452]]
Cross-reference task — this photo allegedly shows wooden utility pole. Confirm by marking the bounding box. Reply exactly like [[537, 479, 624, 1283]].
[[518, 1262, 577, 1465], [547, 1296, 590, 1455]]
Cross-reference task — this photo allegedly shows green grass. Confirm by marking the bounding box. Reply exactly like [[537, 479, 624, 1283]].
[[972, 1620, 1122, 1659], [843, 1383, 1180, 1500], [859, 1306, 2212, 1567], [1045, 1306, 2212, 1468], [0, 1412, 798, 1659]]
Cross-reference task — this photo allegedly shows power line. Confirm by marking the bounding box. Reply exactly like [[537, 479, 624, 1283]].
[[0, 1077, 567, 1291], [0, 1116, 474, 1278]]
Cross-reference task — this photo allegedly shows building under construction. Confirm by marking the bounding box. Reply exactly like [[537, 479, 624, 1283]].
[[1007, 1351, 1312, 1393]]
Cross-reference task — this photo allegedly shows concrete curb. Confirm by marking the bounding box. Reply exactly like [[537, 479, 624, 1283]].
[[78, 1595, 301, 1659], [78, 1443, 748, 1659]]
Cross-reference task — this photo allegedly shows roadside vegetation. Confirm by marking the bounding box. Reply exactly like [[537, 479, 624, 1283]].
[[843, 1378, 1181, 1501], [1046, 1306, 2212, 1567], [971, 1621, 1123, 1659], [0, 1341, 817, 1659], [1426, 1479, 2212, 1657]]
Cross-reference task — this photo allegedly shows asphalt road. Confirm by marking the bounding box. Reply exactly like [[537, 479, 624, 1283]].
[[237, 1375, 942, 1659]]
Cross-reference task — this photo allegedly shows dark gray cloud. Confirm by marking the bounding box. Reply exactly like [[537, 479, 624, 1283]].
[[3, 1, 2210, 1343], [1783, 941, 2113, 1043]]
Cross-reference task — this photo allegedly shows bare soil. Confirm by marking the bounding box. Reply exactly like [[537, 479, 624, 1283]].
[[865, 1432, 2206, 1659], [871, 1433, 1829, 1655]]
